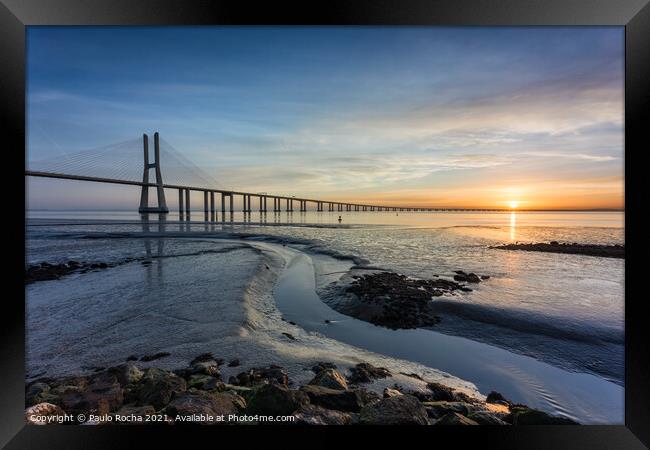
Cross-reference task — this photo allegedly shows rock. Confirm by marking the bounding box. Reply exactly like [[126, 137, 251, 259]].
[[324, 320, 331, 324], [486, 390, 510, 405], [165, 391, 245, 422], [423, 401, 473, 419], [383, 387, 403, 398], [26, 382, 56, 406], [282, 332, 296, 340], [190, 360, 221, 377], [355, 388, 381, 406], [104, 363, 144, 386], [246, 383, 309, 416], [453, 271, 481, 283], [308, 368, 348, 391], [228, 359, 240, 367], [136, 368, 186, 410], [504, 407, 579, 425], [25, 403, 65, 425], [467, 411, 508, 425], [347, 362, 391, 384], [426, 382, 456, 401], [233, 365, 289, 387], [344, 272, 473, 329], [311, 362, 337, 374], [189, 353, 215, 366], [359, 394, 429, 425], [300, 385, 364, 412], [187, 374, 223, 391], [60, 378, 124, 416], [433, 412, 479, 425], [221, 384, 255, 402], [126, 355, 138, 362], [491, 242, 624, 259], [399, 372, 424, 381], [139, 352, 171, 362], [293, 404, 353, 425]]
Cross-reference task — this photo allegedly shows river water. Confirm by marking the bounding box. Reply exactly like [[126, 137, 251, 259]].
[[25, 210, 624, 424]]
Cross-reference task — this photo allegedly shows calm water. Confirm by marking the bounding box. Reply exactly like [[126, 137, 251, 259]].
[[25, 209, 624, 423]]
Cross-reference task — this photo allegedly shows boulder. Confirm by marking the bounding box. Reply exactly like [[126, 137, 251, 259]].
[[165, 391, 245, 423], [139, 352, 171, 362], [233, 365, 289, 387], [187, 374, 223, 391], [25, 403, 65, 425], [136, 368, 186, 410], [189, 360, 221, 378], [228, 359, 240, 367], [26, 382, 59, 406], [293, 404, 353, 425], [308, 368, 348, 391], [434, 412, 479, 425], [383, 387, 403, 398], [300, 385, 364, 412], [426, 382, 456, 401], [347, 362, 391, 384], [311, 362, 337, 374], [359, 394, 429, 425], [486, 390, 511, 406], [60, 379, 124, 416], [103, 363, 144, 386], [246, 383, 309, 416]]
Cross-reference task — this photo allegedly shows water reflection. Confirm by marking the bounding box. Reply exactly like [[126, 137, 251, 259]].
[[510, 211, 517, 241], [139, 213, 166, 283]]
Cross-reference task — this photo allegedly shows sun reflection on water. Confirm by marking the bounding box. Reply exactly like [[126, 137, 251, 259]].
[[510, 211, 517, 241]]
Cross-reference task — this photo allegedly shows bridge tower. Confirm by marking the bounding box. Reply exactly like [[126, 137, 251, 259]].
[[138, 132, 169, 213]]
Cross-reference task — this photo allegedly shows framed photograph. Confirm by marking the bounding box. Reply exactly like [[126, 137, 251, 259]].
[[2, 0, 647, 448]]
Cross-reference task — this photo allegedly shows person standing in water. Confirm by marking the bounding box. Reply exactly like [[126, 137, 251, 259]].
[[338, 215, 342, 223]]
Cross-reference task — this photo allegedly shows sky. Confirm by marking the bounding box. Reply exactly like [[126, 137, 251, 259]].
[[26, 26, 624, 210]]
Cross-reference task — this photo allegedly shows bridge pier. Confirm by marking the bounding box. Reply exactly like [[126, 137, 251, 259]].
[[203, 191, 209, 220], [184, 189, 191, 219], [210, 192, 216, 221], [138, 132, 169, 214], [178, 189, 184, 218]]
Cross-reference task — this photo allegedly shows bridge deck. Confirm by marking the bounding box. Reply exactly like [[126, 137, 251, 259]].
[[25, 170, 507, 212]]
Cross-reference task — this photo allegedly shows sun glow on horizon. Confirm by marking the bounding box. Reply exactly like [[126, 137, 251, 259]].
[[509, 201, 519, 209]]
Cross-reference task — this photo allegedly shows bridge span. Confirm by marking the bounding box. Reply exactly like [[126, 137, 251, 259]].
[[26, 132, 507, 220]]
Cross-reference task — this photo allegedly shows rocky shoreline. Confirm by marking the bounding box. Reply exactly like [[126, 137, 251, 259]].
[[25, 354, 578, 425], [25, 259, 142, 284], [341, 271, 487, 330], [491, 241, 624, 259]]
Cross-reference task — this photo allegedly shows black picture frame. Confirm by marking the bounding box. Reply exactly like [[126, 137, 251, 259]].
[[2, 0, 647, 448]]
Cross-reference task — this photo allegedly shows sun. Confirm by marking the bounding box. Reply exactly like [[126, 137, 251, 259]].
[[509, 201, 519, 209]]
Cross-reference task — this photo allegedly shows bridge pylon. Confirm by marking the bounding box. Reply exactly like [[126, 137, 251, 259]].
[[138, 132, 169, 214]]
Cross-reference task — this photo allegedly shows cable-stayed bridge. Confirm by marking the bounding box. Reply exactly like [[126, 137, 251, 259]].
[[26, 133, 500, 219]]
